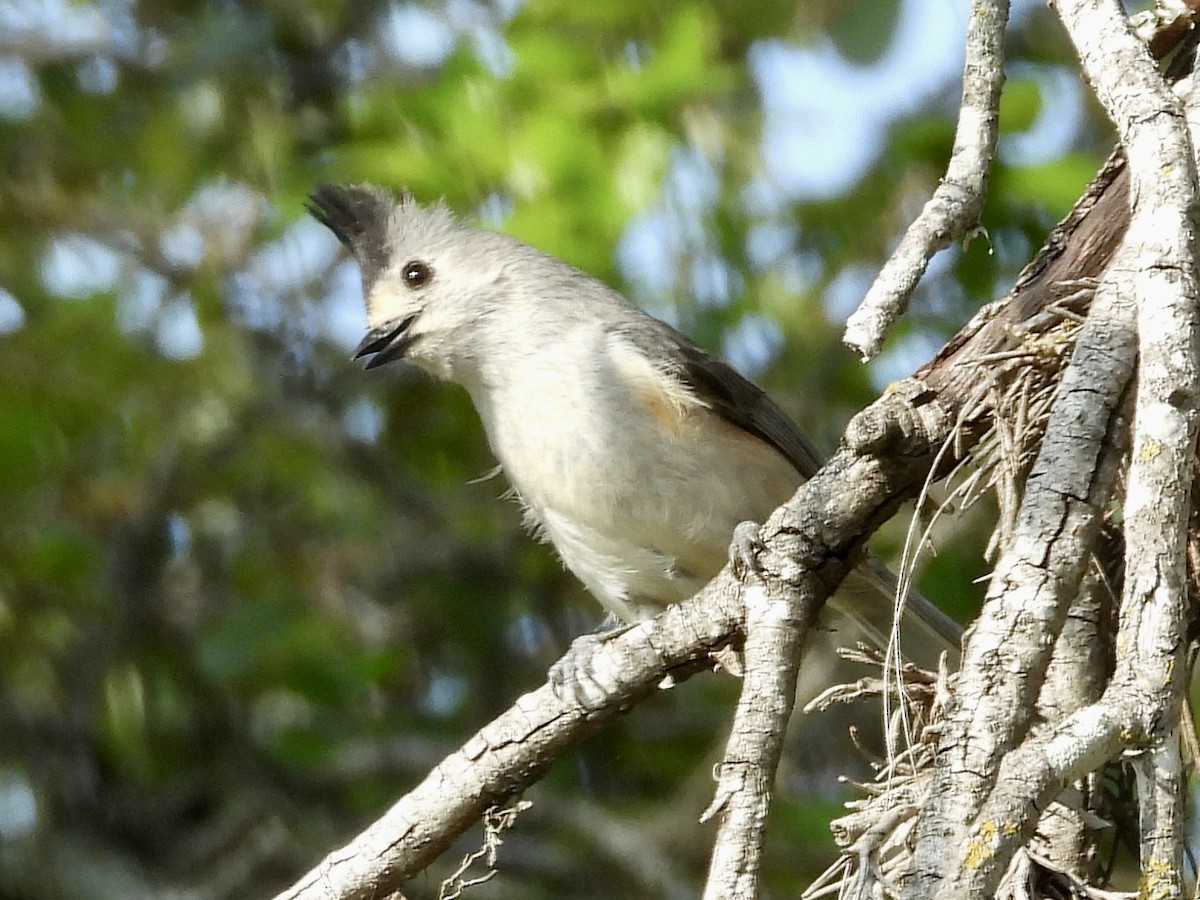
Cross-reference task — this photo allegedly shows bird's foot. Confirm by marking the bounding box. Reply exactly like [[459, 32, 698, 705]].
[[549, 616, 634, 707], [729, 520, 767, 578]]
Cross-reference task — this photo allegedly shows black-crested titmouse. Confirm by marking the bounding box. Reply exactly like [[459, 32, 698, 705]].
[[308, 184, 961, 677]]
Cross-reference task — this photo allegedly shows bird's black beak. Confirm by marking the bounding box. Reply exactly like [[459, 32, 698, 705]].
[[354, 313, 420, 369]]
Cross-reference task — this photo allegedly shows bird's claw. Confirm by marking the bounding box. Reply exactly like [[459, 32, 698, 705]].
[[729, 520, 767, 579], [548, 631, 609, 708], [548, 616, 639, 708]]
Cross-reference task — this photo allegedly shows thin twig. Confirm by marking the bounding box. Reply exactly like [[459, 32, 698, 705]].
[[844, 0, 1010, 359]]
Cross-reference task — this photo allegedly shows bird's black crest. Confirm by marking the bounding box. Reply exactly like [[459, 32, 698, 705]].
[[306, 183, 393, 291]]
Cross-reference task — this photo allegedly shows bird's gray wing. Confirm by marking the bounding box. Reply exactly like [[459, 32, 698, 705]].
[[611, 317, 962, 659], [612, 318, 825, 479]]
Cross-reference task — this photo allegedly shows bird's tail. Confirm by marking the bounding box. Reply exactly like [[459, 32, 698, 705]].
[[829, 556, 963, 669]]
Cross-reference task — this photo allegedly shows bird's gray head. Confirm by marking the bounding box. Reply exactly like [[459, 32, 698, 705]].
[[307, 183, 533, 383]]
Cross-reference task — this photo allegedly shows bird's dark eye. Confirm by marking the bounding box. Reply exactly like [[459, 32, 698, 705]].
[[402, 260, 433, 289]]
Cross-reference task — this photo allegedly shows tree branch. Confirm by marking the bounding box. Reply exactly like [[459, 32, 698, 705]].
[[271, 584, 742, 900], [274, 427, 950, 899], [1133, 730, 1187, 897], [909, 0, 1200, 894], [843, 0, 1009, 360], [910, 262, 1135, 895], [276, 12, 1200, 892], [702, 578, 816, 899]]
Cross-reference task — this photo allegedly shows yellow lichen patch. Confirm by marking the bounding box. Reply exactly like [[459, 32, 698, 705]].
[[1140, 439, 1162, 461], [963, 820, 1021, 869], [1139, 854, 1180, 900]]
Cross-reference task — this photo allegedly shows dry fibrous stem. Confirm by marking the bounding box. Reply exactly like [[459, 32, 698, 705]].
[[803, 651, 946, 900]]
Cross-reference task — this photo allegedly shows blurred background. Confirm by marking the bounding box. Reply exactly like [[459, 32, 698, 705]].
[[0, 0, 1119, 896]]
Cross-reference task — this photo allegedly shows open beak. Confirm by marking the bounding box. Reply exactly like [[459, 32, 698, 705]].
[[353, 313, 421, 369]]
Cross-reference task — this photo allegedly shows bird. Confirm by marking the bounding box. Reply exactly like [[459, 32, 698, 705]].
[[307, 183, 961, 693]]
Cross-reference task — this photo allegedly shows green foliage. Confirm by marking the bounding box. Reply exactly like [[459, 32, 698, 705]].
[[0, 1, 1105, 897]]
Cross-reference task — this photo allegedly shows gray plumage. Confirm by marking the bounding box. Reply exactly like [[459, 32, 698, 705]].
[[309, 183, 961, 661]]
